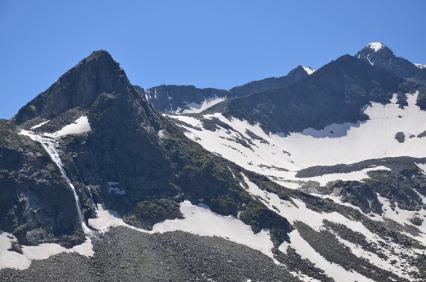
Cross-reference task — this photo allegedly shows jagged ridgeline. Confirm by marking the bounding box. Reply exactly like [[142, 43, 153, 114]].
[[1, 51, 292, 250], [1, 44, 426, 282], [141, 64, 314, 114]]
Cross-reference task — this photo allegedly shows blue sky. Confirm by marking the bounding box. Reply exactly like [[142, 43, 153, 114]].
[[1, 0, 425, 118]]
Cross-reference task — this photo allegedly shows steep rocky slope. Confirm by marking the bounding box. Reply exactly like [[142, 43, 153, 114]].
[[2, 46, 426, 281], [166, 43, 426, 280], [142, 65, 312, 114], [356, 42, 426, 85], [206, 54, 417, 133]]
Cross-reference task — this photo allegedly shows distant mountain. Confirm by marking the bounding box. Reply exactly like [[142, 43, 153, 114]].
[[229, 65, 314, 97], [356, 42, 426, 84], [2, 45, 426, 282], [165, 44, 426, 281], [1, 51, 301, 278], [207, 54, 414, 133], [143, 84, 230, 113], [142, 65, 313, 113]]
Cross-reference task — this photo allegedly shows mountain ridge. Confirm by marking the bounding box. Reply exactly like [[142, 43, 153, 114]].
[[2, 44, 426, 281], [205, 54, 413, 133]]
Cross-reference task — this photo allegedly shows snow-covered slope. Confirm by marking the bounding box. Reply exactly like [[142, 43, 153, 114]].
[[166, 91, 426, 280], [179, 96, 227, 114], [170, 92, 426, 188]]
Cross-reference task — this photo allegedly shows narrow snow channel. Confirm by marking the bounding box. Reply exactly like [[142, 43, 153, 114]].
[[19, 129, 90, 233], [280, 230, 374, 282]]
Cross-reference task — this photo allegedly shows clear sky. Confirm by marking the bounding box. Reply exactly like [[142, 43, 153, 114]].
[[1, 0, 425, 118]]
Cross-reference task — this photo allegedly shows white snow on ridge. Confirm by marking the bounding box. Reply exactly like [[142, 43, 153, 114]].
[[302, 66, 316, 75], [366, 42, 385, 52], [44, 116, 91, 138], [179, 97, 226, 114], [415, 63, 426, 69]]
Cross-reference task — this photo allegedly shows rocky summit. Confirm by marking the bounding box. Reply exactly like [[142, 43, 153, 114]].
[[2, 42, 426, 282]]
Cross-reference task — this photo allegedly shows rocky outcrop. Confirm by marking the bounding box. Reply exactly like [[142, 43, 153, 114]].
[[5, 50, 294, 249], [0, 121, 83, 246]]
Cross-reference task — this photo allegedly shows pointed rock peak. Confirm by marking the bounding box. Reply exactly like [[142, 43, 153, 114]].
[[86, 49, 113, 60], [356, 41, 394, 58], [14, 50, 132, 124], [73, 49, 121, 74]]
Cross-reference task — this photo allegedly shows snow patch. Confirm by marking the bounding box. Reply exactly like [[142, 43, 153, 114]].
[[0, 232, 93, 270], [366, 42, 384, 52], [152, 200, 277, 262], [89, 202, 277, 263], [179, 97, 226, 114], [302, 66, 316, 75], [157, 129, 165, 138], [298, 166, 390, 186], [19, 129, 91, 233], [377, 193, 426, 236], [30, 120, 50, 129], [241, 174, 423, 278], [280, 230, 374, 282], [44, 116, 91, 138], [415, 63, 426, 69], [171, 92, 426, 189], [88, 205, 148, 234], [334, 233, 414, 279]]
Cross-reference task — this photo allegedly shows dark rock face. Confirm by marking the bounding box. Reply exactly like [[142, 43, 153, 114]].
[[0, 121, 83, 246], [229, 65, 311, 97], [294, 222, 403, 281], [327, 181, 383, 214], [6, 50, 293, 248], [355, 43, 426, 85], [208, 55, 407, 133], [3, 47, 426, 279], [144, 85, 230, 113], [355, 43, 426, 110], [143, 65, 309, 113], [14, 51, 130, 124]]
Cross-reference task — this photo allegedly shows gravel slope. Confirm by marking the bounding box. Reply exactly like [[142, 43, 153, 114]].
[[0, 227, 299, 282]]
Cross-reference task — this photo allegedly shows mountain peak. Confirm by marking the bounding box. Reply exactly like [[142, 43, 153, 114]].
[[354, 42, 426, 84], [366, 42, 385, 52], [14, 50, 131, 124], [356, 42, 394, 59], [86, 49, 113, 60]]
